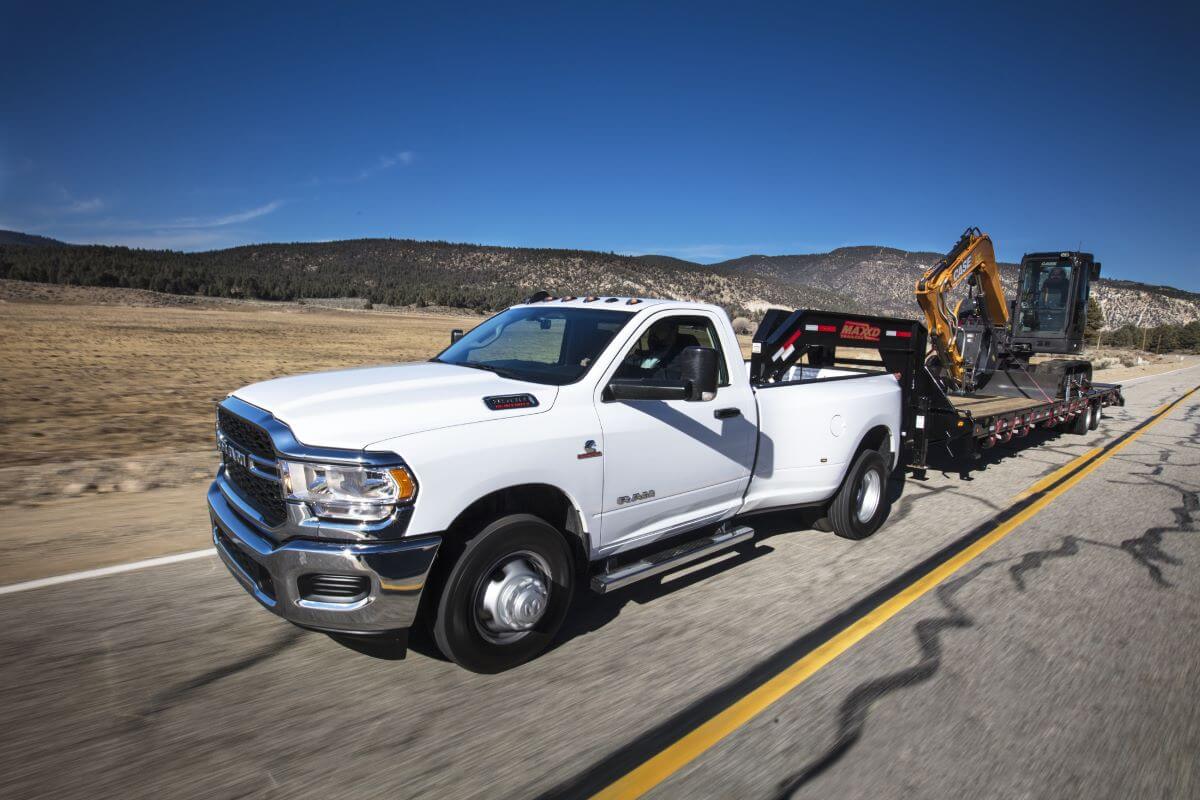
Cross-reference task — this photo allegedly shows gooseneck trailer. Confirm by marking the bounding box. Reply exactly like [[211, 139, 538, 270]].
[[751, 307, 1124, 478]]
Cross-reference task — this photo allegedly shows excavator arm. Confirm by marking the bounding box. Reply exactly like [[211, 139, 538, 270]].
[[915, 227, 1009, 389]]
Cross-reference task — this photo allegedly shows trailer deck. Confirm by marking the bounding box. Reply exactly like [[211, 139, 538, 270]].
[[948, 394, 1046, 416], [940, 383, 1124, 441]]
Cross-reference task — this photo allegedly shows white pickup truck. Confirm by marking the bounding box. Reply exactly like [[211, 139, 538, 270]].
[[209, 296, 913, 671]]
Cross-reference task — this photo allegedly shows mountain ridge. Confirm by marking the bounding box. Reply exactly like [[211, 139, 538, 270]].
[[0, 230, 67, 247], [709, 246, 1199, 330], [0, 232, 1195, 329]]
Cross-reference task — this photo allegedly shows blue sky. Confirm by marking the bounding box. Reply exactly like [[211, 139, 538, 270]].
[[2, 2, 1197, 289]]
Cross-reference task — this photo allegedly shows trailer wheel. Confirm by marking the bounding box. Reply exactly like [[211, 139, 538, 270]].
[[1088, 403, 1100, 431], [432, 514, 574, 673], [1069, 407, 1090, 435], [828, 450, 889, 540]]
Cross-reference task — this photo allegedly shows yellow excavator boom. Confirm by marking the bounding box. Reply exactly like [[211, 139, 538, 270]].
[[914, 227, 1009, 389]]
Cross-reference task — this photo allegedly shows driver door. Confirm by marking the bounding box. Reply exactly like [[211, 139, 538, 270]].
[[594, 311, 757, 552]]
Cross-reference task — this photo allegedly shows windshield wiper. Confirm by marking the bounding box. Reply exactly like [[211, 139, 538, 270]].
[[437, 360, 524, 381]]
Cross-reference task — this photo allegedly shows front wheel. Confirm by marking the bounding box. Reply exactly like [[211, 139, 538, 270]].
[[828, 449, 890, 540], [432, 514, 574, 673]]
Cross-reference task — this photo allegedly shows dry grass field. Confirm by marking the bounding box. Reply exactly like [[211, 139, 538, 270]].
[[0, 300, 477, 467]]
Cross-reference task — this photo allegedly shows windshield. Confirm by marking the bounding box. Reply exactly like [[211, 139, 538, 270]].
[[434, 306, 635, 385], [1016, 259, 1074, 335]]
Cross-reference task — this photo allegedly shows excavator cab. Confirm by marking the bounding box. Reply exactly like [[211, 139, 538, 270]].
[[1009, 252, 1100, 356]]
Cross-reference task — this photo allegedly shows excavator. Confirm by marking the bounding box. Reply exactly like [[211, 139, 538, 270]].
[[915, 227, 1100, 400]]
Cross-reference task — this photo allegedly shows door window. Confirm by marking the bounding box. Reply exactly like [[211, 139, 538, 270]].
[[613, 315, 729, 385]]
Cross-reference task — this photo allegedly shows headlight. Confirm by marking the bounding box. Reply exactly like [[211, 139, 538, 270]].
[[280, 460, 416, 523]]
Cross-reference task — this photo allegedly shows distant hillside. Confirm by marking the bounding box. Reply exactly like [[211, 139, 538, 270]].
[[717, 246, 952, 320], [0, 237, 858, 318], [715, 246, 1200, 330], [0, 233, 1194, 329], [0, 230, 66, 247]]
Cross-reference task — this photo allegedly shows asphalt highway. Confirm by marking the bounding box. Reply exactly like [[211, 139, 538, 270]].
[[1, 366, 1197, 800]]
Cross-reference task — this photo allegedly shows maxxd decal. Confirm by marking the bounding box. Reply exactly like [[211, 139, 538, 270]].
[[840, 320, 881, 342]]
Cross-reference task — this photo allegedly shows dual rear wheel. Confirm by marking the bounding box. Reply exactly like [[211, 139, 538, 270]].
[[815, 448, 891, 540]]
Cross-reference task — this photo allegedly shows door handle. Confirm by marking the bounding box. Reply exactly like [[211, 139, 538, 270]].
[[714, 407, 741, 419]]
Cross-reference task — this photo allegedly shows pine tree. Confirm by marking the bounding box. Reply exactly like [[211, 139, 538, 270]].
[[1084, 297, 1105, 343]]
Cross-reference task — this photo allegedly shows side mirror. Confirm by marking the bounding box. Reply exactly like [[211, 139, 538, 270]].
[[605, 346, 719, 403], [1090, 262, 1101, 280], [450, 329, 464, 344], [676, 346, 719, 401]]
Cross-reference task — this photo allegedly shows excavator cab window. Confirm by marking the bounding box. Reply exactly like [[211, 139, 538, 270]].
[[1015, 259, 1074, 335]]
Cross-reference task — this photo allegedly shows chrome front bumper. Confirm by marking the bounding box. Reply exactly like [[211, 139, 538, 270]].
[[208, 478, 441, 634]]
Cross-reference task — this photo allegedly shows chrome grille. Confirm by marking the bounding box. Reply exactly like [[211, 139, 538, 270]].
[[217, 407, 275, 459], [218, 406, 286, 527]]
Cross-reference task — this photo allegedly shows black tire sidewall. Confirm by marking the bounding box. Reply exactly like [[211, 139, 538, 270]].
[[1070, 407, 1090, 435], [830, 450, 889, 540], [433, 514, 574, 673]]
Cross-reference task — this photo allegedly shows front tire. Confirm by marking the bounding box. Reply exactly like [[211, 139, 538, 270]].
[[828, 449, 889, 540], [432, 514, 574, 673]]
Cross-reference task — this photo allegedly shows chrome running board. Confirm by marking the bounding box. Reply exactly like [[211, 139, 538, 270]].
[[590, 525, 755, 594]]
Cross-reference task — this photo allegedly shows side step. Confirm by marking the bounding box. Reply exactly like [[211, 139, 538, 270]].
[[590, 525, 755, 594]]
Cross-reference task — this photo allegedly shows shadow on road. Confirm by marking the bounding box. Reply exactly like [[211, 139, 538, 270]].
[[338, 461, 914, 664], [535, 402, 1200, 800]]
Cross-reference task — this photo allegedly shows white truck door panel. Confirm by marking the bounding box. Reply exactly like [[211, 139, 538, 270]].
[[741, 373, 901, 513], [594, 311, 757, 552]]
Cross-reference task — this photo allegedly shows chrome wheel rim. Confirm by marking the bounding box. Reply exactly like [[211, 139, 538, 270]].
[[474, 551, 551, 644], [855, 469, 882, 523]]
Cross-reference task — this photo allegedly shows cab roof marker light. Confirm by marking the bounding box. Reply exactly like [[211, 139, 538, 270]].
[[583, 296, 599, 302], [626, 298, 641, 304]]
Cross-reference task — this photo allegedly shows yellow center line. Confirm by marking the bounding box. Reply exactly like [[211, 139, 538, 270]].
[[592, 385, 1199, 800], [1015, 444, 1104, 499]]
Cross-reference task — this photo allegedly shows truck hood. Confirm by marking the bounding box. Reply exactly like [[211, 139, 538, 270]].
[[232, 362, 558, 451]]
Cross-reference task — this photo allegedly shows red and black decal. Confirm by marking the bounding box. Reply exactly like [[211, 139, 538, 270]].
[[840, 320, 881, 342], [484, 394, 540, 411]]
